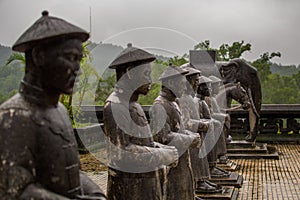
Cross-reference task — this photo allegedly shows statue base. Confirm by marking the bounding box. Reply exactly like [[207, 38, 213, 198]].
[[209, 172, 243, 188], [196, 186, 238, 200], [217, 160, 240, 171], [226, 140, 279, 159]]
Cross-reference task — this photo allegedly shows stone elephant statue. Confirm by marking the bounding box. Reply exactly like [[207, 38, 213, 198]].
[[217, 58, 262, 142]]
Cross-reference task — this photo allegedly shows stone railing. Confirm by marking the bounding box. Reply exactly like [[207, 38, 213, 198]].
[[77, 104, 300, 143]]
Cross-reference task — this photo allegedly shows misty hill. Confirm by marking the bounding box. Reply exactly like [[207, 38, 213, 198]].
[[88, 42, 170, 79], [0, 44, 12, 66], [2, 42, 299, 78], [270, 63, 300, 76], [89, 42, 123, 77]]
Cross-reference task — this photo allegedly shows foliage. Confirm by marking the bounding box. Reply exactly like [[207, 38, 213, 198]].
[[138, 83, 161, 105], [94, 62, 169, 106], [193, 40, 300, 104], [194, 40, 214, 51], [0, 51, 25, 104], [194, 40, 251, 61], [95, 72, 116, 105], [61, 41, 101, 127], [1, 40, 299, 108], [153, 55, 188, 67], [251, 52, 279, 79], [261, 73, 300, 104], [249, 51, 300, 104], [218, 41, 251, 61], [5, 52, 26, 66], [271, 63, 299, 76]]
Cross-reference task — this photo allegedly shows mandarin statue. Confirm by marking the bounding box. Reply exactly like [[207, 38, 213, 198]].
[[0, 11, 106, 200], [103, 44, 179, 200]]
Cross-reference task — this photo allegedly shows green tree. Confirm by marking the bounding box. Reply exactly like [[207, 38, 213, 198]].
[[95, 72, 116, 105], [218, 41, 251, 61], [293, 71, 300, 89], [194, 40, 214, 51], [194, 40, 251, 61], [0, 52, 25, 104], [252, 52, 281, 80], [167, 56, 188, 66], [5, 52, 25, 66]]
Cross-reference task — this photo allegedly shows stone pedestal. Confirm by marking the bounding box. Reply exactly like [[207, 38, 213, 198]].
[[217, 160, 240, 171], [226, 140, 279, 159], [209, 172, 243, 188], [196, 186, 238, 200]]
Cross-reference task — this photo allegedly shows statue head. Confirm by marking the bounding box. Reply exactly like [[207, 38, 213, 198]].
[[180, 64, 201, 93], [159, 65, 188, 98], [13, 11, 89, 95], [208, 75, 222, 96], [109, 43, 156, 96], [197, 76, 212, 97]]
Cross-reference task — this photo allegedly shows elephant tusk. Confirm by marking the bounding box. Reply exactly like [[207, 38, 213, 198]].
[[226, 104, 242, 111]]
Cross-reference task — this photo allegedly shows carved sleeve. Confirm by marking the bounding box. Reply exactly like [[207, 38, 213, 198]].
[[103, 102, 177, 172], [150, 102, 195, 156], [0, 109, 68, 200]]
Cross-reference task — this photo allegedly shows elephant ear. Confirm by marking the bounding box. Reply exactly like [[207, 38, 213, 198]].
[[226, 58, 262, 117], [217, 61, 238, 84]]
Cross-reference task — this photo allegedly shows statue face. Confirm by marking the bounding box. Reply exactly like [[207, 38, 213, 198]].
[[133, 63, 152, 96], [166, 75, 186, 98], [39, 39, 83, 94], [187, 74, 200, 93], [198, 83, 210, 97], [211, 82, 220, 95]]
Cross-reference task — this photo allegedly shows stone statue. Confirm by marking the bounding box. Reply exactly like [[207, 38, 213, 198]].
[[217, 59, 262, 142], [196, 76, 230, 178], [205, 75, 231, 160], [0, 11, 106, 199], [151, 65, 202, 200], [103, 44, 179, 200], [206, 75, 231, 126], [177, 64, 222, 193]]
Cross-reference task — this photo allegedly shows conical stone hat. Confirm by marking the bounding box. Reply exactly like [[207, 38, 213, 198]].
[[159, 64, 189, 81], [208, 75, 222, 83], [198, 76, 212, 84], [109, 43, 156, 69], [180, 63, 201, 77], [13, 10, 89, 52]]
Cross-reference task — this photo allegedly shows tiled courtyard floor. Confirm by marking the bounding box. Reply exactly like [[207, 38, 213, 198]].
[[83, 144, 300, 200]]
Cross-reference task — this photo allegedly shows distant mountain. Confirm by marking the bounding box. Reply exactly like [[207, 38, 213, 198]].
[[0, 44, 12, 66], [88, 42, 124, 77], [270, 63, 300, 76], [88, 42, 171, 78]]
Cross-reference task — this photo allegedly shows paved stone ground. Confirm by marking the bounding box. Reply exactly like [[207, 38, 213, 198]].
[[236, 144, 300, 200], [84, 144, 300, 200], [84, 171, 108, 193]]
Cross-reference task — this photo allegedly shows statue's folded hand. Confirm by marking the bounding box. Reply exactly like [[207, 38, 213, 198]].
[[159, 145, 179, 168]]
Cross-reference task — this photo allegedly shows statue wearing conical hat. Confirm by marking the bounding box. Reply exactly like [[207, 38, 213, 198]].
[[177, 64, 223, 194], [103, 44, 179, 200], [206, 75, 232, 144], [0, 11, 106, 199], [196, 76, 230, 178], [150, 65, 202, 200]]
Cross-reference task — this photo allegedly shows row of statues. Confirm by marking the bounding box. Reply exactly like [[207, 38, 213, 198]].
[[0, 11, 234, 200], [103, 43, 233, 200]]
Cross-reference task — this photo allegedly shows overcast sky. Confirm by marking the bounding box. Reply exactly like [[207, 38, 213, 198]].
[[0, 0, 299, 65]]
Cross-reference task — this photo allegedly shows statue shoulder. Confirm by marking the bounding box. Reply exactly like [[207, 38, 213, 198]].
[[0, 94, 36, 146], [153, 95, 168, 107], [106, 92, 122, 104], [0, 93, 28, 110], [0, 94, 32, 123]]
